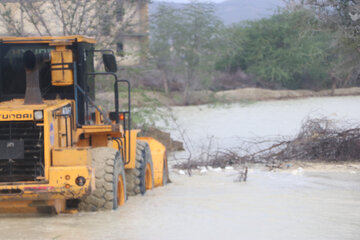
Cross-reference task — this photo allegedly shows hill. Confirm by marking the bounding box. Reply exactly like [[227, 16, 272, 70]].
[[149, 0, 285, 25]]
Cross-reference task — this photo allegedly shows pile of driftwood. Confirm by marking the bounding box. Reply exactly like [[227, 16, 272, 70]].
[[174, 118, 360, 170], [262, 118, 360, 162]]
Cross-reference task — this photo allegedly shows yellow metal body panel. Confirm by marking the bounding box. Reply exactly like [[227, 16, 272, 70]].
[[0, 200, 63, 214], [111, 130, 140, 169], [52, 148, 91, 166], [0, 166, 92, 201], [0, 109, 34, 121], [138, 137, 167, 187], [43, 100, 75, 180], [75, 125, 114, 139], [95, 109, 102, 125], [0, 99, 75, 180], [0, 99, 94, 205], [51, 46, 74, 86], [0, 99, 45, 123], [0, 35, 96, 44], [92, 134, 109, 147], [0, 200, 40, 214], [125, 130, 141, 169], [48, 166, 92, 197], [110, 133, 166, 187]]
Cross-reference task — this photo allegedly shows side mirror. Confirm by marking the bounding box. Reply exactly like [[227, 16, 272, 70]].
[[103, 54, 117, 73]]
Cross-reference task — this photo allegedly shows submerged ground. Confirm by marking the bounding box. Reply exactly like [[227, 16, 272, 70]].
[[1, 96, 360, 240]]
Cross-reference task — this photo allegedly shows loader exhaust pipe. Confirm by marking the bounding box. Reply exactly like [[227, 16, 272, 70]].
[[23, 50, 50, 105]]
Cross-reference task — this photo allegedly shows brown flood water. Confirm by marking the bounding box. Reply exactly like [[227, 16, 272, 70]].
[[0, 169, 359, 240], [1, 96, 360, 239]]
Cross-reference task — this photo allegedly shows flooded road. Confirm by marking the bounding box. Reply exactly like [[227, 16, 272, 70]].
[[1, 96, 360, 240]]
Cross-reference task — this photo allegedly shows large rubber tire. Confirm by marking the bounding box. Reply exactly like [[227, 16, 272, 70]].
[[125, 140, 154, 196], [79, 147, 127, 211]]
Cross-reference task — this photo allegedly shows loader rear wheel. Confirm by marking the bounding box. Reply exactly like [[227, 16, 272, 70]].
[[79, 147, 126, 211], [125, 140, 154, 196]]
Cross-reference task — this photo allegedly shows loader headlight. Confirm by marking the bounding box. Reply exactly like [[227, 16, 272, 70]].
[[76, 176, 86, 186], [34, 110, 43, 121]]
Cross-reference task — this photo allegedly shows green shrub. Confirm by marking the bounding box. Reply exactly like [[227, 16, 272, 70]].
[[216, 10, 335, 89]]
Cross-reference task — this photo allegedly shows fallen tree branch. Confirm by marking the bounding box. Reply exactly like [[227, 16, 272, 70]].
[[174, 117, 360, 171]]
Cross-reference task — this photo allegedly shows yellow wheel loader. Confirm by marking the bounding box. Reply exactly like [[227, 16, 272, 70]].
[[0, 36, 169, 214]]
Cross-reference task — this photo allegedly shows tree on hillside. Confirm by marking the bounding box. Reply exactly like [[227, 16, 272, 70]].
[[304, 0, 360, 88], [150, 1, 222, 103], [216, 10, 334, 89], [150, 5, 178, 95]]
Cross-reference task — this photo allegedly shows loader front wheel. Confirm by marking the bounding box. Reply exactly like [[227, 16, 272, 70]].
[[126, 140, 154, 196], [79, 147, 126, 211]]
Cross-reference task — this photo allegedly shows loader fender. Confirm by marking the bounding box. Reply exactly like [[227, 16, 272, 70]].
[[137, 137, 167, 187]]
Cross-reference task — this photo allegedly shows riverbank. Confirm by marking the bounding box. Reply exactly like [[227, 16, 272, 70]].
[[214, 87, 360, 103], [97, 87, 360, 108], [276, 160, 360, 174]]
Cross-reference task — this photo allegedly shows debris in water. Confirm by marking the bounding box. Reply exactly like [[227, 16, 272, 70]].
[[291, 167, 304, 176], [174, 117, 360, 172], [199, 167, 208, 174], [234, 167, 248, 182]]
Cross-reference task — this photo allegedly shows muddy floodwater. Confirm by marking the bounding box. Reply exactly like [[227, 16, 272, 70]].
[[166, 96, 360, 150], [1, 96, 360, 240]]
